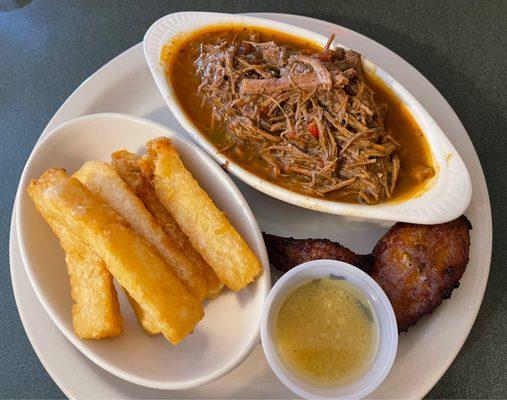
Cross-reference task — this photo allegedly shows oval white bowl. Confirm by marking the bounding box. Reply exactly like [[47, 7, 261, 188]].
[[15, 113, 271, 389], [144, 11, 472, 224]]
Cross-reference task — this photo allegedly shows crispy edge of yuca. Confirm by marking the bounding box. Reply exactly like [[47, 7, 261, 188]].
[[112, 150, 223, 298], [27, 180, 122, 339], [122, 288, 159, 335], [144, 138, 262, 291], [30, 169, 204, 344], [73, 160, 207, 302]]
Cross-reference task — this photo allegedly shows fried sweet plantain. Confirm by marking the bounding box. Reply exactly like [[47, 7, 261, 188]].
[[263, 216, 472, 332], [263, 233, 372, 272], [370, 216, 472, 331]]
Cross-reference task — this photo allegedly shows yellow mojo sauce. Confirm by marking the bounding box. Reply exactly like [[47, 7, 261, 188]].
[[275, 278, 377, 386], [164, 25, 435, 203]]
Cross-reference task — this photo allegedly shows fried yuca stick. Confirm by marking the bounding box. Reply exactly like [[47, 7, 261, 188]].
[[73, 161, 207, 302], [124, 291, 159, 335], [112, 150, 223, 298], [144, 138, 262, 291], [27, 184, 122, 339], [29, 169, 204, 344]]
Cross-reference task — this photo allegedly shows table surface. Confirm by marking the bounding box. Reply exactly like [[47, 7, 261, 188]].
[[1, 0, 506, 398]]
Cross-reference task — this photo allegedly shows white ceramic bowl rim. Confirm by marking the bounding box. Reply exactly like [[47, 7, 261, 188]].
[[260, 260, 398, 400], [143, 11, 472, 224], [15, 112, 271, 390]]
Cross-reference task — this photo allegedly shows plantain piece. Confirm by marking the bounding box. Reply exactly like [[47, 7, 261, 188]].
[[29, 169, 204, 344], [143, 138, 262, 291], [112, 150, 223, 299], [74, 160, 207, 302], [28, 180, 122, 339], [263, 233, 372, 272], [262, 215, 472, 332], [370, 216, 472, 331]]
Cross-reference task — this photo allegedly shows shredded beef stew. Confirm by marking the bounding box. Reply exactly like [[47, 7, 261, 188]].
[[165, 27, 434, 204]]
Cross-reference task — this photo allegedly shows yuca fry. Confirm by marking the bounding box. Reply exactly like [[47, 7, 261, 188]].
[[112, 150, 223, 298], [144, 138, 262, 291], [124, 289, 159, 335], [74, 160, 205, 334], [27, 184, 122, 339], [30, 169, 204, 344], [74, 161, 207, 302]]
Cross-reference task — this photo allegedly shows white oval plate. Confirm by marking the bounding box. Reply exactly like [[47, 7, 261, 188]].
[[15, 113, 270, 390], [9, 12, 491, 399], [144, 12, 471, 224]]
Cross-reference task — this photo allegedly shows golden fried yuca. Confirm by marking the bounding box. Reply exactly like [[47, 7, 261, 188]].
[[27, 182, 123, 339], [112, 150, 223, 298], [74, 160, 207, 302], [30, 169, 204, 344], [56, 225, 123, 339], [74, 160, 205, 333], [124, 289, 159, 335], [145, 138, 262, 291]]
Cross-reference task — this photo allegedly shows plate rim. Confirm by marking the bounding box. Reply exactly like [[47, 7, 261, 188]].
[[10, 209, 76, 400], [8, 12, 492, 399]]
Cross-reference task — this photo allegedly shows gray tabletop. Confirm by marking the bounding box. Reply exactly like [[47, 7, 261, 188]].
[[1, 0, 506, 398]]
